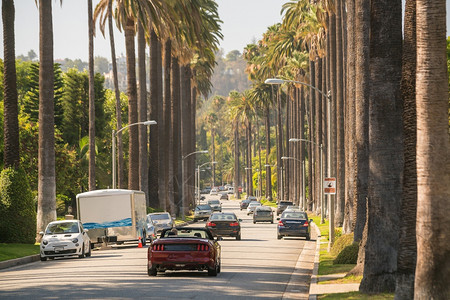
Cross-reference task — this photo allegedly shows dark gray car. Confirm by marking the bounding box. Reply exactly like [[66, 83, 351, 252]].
[[253, 206, 274, 224], [276, 201, 294, 215], [147, 212, 174, 234]]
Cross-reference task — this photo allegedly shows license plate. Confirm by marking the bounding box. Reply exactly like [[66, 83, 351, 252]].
[[54, 247, 64, 253], [175, 264, 185, 267]]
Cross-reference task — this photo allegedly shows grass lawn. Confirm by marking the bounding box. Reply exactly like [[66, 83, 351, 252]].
[[318, 292, 394, 300], [0, 243, 40, 262]]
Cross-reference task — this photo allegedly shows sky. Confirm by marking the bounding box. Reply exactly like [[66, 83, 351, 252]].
[[0, 0, 286, 61], [0, 1, 449, 62]]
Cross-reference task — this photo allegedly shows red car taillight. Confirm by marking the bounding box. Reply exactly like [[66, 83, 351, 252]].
[[206, 222, 216, 227], [197, 244, 209, 251], [229, 222, 239, 227], [278, 220, 285, 226], [303, 220, 309, 227], [152, 244, 164, 251]]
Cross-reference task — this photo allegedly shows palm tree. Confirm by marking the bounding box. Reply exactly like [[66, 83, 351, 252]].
[[206, 112, 218, 186], [359, 0, 403, 293], [36, 0, 57, 242], [87, 0, 96, 190], [414, 0, 450, 297], [2, 0, 19, 168]]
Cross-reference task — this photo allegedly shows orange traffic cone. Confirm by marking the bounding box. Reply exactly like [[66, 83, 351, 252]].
[[138, 237, 143, 248]]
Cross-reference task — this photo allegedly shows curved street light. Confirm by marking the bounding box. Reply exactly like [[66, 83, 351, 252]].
[[181, 150, 208, 219], [197, 161, 217, 204], [112, 120, 157, 189]]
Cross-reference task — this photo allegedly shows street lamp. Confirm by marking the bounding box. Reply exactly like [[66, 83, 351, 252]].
[[266, 78, 334, 246], [112, 120, 157, 189], [197, 161, 217, 204], [181, 150, 208, 219], [281, 156, 304, 209]]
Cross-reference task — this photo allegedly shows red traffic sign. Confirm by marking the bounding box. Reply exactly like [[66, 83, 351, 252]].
[[324, 177, 336, 195]]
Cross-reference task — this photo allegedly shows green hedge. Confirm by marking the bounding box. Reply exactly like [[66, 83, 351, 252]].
[[333, 242, 359, 264], [0, 167, 36, 244], [330, 233, 354, 256]]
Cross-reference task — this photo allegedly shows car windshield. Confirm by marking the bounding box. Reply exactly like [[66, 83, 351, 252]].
[[150, 213, 170, 221], [282, 212, 307, 219], [210, 214, 237, 221], [279, 201, 294, 206], [208, 200, 220, 204], [46, 222, 79, 234], [196, 205, 211, 210], [242, 200, 250, 203], [161, 228, 211, 239], [249, 202, 261, 207]]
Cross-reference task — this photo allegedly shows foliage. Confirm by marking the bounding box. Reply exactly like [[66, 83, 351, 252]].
[[330, 233, 353, 256], [0, 167, 36, 244], [333, 242, 359, 265], [318, 292, 394, 300], [0, 243, 40, 262]]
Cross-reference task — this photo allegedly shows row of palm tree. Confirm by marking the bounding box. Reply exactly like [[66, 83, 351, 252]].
[[223, 0, 448, 298]]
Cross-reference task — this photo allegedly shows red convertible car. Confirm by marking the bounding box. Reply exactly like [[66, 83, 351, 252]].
[[147, 227, 221, 276]]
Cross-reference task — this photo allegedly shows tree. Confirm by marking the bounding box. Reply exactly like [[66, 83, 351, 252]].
[[359, 0, 403, 293], [88, 0, 96, 191], [414, 0, 450, 298], [36, 0, 57, 242], [2, 0, 19, 168]]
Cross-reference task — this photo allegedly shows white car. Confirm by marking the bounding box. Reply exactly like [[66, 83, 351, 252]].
[[247, 202, 262, 215], [39, 220, 91, 261], [210, 188, 218, 195]]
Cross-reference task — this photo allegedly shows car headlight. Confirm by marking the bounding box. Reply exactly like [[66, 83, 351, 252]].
[[42, 240, 48, 245], [72, 238, 79, 243]]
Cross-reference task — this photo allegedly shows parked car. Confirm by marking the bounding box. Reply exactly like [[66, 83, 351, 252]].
[[206, 212, 241, 240], [253, 206, 274, 224], [147, 212, 174, 234], [200, 188, 210, 194], [146, 219, 158, 242], [39, 220, 91, 261], [277, 210, 312, 240], [227, 187, 234, 194], [247, 201, 262, 215], [147, 227, 221, 276], [276, 200, 294, 215], [239, 197, 258, 210], [208, 199, 222, 212], [193, 204, 213, 222], [210, 188, 218, 195], [220, 193, 229, 201]]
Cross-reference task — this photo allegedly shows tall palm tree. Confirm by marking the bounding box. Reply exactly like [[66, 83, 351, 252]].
[[88, 0, 96, 190], [395, 0, 417, 298], [206, 112, 218, 186], [36, 0, 57, 242], [414, 0, 450, 297], [2, 0, 19, 168], [359, 0, 403, 293]]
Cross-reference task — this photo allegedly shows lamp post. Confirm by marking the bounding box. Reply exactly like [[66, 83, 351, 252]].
[[181, 150, 208, 220], [197, 161, 217, 204], [266, 78, 334, 245], [281, 156, 304, 209], [112, 120, 157, 189]]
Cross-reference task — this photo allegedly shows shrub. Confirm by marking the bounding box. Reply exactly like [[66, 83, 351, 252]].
[[0, 167, 36, 244], [331, 233, 354, 257], [333, 242, 359, 264]]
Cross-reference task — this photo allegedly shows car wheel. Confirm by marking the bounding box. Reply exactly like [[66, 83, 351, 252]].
[[142, 235, 147, 246], [217, 258, 221, 273], [253, 221, 256, 224], [306, 233, 311, 241], [208, 265, 218, 276], [40, 255, 47, 262], [193, 219, 198, 222], [86, 242, 92, 257], [148, 266, 157, 276], [277, 235, 282, 240], [78, 245, 85, 258], [236, 233, 241, 240], [271, 220, 274, 224]]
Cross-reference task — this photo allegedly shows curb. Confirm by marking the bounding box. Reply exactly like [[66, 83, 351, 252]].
[[308, 222, 321, 300], [0, 254, 40, 270]]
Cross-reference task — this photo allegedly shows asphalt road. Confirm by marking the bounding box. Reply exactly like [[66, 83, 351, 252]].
[[0, 195, 314, 299]]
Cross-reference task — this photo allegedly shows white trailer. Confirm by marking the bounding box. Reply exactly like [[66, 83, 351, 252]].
[[76, 189, 147, 246]]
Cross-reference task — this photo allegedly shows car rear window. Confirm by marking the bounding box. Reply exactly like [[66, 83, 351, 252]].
[[210, 214, 237, 221], [281, 212, 307, 219], [196, 205, 211, 210], [279, 201, 294, 206], [150, 213, 170, 220], [208, 200, 220, 204], [162, 229, 208, 238]]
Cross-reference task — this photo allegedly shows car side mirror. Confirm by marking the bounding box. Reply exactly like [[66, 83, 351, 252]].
[[238, 219, 242, 222], [39, 231, 44, 236], [276, 218, 280, 221], [84, 229, 89, 233]]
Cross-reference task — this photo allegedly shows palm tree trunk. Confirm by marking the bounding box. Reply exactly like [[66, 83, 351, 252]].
[[163, 40, 172, 211], [315, 58, 323, 215], [299, 87, 305, 209], [156, 36, 164, 209], [36, 0, 56, 242], [137, 22, 148, 199], [2, 0, 19, 168], [265, 105, 272, 201], [181, 64, 192, 215], [308, 60, 315, 211], [359, 0, 403, 293], [414, 0, 450, 298], [395, 1, 417, 298], [234, 122, 240, 200], [247, 121, 253, 196], [171, 57, 181, 216], [87, 0, 95, 191], [284, 90, 290, 200], [211, 128, 216, 186], [125, 17, 139, 191], [148, 27, 159, 208], [107, 0, 124, 189], [276, 87, 283, 201]]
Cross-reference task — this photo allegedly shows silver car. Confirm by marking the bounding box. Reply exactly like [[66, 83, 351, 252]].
[[253, 206, 274, 223], [194, 204, 213, 222], [147, 212, 174, 234], [247, 202, 262, 215], [208, 199, 222, 212]]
